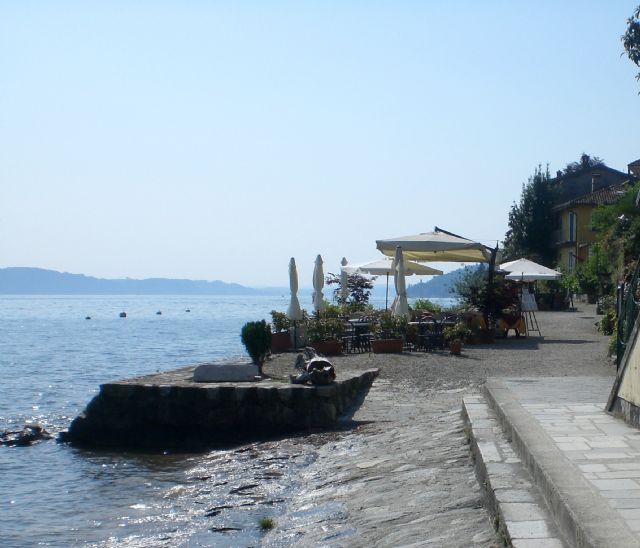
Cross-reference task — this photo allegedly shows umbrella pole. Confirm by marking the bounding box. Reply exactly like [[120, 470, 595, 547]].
[[293, 320, 297, 349], [385, 273, 389, 310]]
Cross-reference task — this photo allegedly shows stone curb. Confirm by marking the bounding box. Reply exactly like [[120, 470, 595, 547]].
[[483, 379, 639, 548], [463, 395, 566, 548]]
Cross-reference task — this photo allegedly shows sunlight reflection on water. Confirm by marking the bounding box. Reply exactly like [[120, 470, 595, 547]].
[[0, 293, 452, 546]]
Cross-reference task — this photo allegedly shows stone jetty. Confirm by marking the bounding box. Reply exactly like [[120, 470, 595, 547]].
[[61, 366, 379, 449]]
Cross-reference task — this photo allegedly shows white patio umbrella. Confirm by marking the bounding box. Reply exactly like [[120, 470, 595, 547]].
[[391, 246, 409, 317], [340, 257, 349, 304], [376, 229, 492, 263], [499, 258, 561, 281], [312, 254, 325, 313], [286, 258, 303, 321], [343, 257, 443, 309], [343, 258, 443, 277]]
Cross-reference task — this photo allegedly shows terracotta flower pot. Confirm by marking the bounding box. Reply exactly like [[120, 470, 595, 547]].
[[311, 340, 343, 356], [371, 338, 404, 354], [271, 331, 291, 353], [449, 340, 463, 355]]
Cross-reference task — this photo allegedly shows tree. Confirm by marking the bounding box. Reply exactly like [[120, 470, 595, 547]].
[[325, 272, 375, 310], [623, 5, 640, 84], [240, 320, 271, 375], [591, 180, 640, 284], [575, 244, 612, 298], [503, 164, 557, 265], [562, 153, 604, 175]]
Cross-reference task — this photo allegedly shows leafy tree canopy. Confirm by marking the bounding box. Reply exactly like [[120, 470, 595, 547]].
[[503, 164, 557, 265], [561, 153, 605, 175], [325, 271, 375, 311], [623, 5, 640, 83]]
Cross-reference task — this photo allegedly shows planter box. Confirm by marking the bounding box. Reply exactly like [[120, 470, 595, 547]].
[[311, 340, 343, 356], [271, 331, 291, 353], [371, 338, 404, 354]]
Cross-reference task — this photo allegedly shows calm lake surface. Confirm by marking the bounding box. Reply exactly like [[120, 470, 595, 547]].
[[0, 294, 454, 547]]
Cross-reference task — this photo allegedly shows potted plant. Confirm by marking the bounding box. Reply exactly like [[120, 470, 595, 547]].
[[270, 310, 292, 353], [443, 321, 472, 355], [371, 311, 406, 354], [240, 320, 272, 376], [306, 317, 345, 356]]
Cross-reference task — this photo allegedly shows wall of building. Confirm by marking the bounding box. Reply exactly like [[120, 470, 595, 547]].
[[555, 205, 597, 272]]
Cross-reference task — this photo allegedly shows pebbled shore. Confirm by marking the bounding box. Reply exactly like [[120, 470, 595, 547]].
[[262, 305, 614, 546]]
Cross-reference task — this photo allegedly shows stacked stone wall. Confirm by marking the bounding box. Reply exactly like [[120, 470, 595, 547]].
[[63, 369, 379, 448]]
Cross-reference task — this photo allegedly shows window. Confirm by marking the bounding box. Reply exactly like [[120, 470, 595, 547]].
[[569, 212, 576, 243]]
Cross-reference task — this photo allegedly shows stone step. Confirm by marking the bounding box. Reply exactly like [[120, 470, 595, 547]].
[[463, 394, 566, 547], [479, 378, 640, 548]]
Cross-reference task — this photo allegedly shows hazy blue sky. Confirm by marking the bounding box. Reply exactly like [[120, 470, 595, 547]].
[[2, 2, 639, 287]]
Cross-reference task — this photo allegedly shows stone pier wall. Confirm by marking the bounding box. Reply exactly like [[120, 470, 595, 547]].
[[62, 368, 379, 448]]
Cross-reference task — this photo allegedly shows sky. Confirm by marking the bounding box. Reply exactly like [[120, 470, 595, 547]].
[[2, 1, 639, 288]]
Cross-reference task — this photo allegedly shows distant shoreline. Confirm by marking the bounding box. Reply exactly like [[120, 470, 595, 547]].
[[0, 267, 289, 296]]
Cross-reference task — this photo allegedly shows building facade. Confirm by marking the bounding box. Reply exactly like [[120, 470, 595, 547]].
[[550, 162, 639, 272]]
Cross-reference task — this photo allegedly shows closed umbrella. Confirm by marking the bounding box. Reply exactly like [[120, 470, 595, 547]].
[[287, 257, 303, 349], [340, 257, 349, 304], [391, 246, 409, 317], [313, 254, 325, 314]]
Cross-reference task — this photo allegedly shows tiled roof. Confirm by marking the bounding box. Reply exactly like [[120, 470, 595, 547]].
[[553, 184, 627, 210], [629, 158, 640, 167]]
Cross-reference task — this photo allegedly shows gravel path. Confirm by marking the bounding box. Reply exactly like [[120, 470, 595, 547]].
[[263, 305, 615, 547]]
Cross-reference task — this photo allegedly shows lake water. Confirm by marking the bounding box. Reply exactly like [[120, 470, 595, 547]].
[[0, 294, 455, 547]]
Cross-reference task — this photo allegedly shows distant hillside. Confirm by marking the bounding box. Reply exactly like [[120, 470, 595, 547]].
[[407, 265, 484, 298], [0, 267, 260, 295]]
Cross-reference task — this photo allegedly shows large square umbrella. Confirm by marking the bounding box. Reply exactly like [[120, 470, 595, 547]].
[[376, 228, 492, 263]]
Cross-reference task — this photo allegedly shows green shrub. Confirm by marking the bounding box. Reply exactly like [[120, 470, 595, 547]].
[[443, 322, 472, 344], [259, 517, 275, 530], [373, 311, 407, 339], [608, 322, 618, 357], [241, 320, 272, 374], [270, 310, 291, 333], [599, 310, 616, 336], [320, 303, 343, 318], [305, 317, 345, 342], [412, 299, 442, 314]]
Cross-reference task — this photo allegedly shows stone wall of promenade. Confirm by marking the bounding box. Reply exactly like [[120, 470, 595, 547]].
[[62, 367, 379, 448]]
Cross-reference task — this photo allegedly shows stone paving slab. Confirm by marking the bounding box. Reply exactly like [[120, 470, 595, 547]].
[[484, 377, 640, 548], [463, 396, 566, 547]]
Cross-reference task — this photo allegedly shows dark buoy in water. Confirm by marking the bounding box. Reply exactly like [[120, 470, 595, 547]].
[[185, 308, 191, 312], [156, 311, 162, 315], [119, 312, 127, 318], [85, 316, 91, 320]]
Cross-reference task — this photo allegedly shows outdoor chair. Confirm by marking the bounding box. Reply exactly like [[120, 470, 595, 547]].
[[344, 319, 371, 353], [418, 320, 446, 352]]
